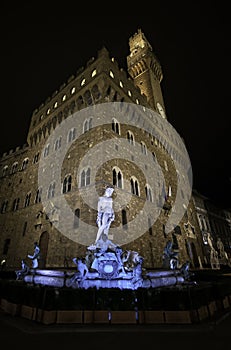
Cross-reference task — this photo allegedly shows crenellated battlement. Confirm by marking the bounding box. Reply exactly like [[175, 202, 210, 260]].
[[0, 143, 29, 161]]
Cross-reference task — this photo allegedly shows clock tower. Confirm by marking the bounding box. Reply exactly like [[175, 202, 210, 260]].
[[127, 29, 167, 118]]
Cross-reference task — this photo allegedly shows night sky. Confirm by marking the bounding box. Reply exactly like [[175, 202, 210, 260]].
[[0, 2, 230, 208]]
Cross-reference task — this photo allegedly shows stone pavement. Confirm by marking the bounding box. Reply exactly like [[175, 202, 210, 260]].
[[0, 306, 231, 350]]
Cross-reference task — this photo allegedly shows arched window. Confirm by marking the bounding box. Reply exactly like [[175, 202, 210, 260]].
[[22, 158, 29, 170], [2, 165, 8, 177], [112, 118, 120, 134], [33, 153, 40, 164], [112, 167, 123, 188], [140, 141, 147, 155], [63, 175, 72, 193], [74, 208, 80, 228], [54, 136, 62, 151], [68, 128, 76, 143], [122, 209, 128, 230], [11, 162, 18, 174], [43, 144, 50, 158], [1, 200, 8, 213], [35, 188, 42, 203], [83, 118, 93, 133], [13, 198, 20, 211], [145, 184, 153, 202], [24, 193, 31, 207], [127, 130, 135, 145], [48, 182, 56, 199], [80, 168, 91, 187], [131, 177, 140, 196]]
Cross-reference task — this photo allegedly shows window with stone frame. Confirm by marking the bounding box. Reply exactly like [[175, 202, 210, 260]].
[[24, 192, 31, 207], [12, 198, 20, 211], [112, 118, 120, 134], [48, 182, 56, 199], [145, 184, 153, 202], [35, 188, 42, 203], [67, 128, 76, 143], [127, 130, 135, 145], [80, 168, 91, 187], [131, 177, 140, 196], [63, 175, 72, 193], [112, 167, 123, 188]]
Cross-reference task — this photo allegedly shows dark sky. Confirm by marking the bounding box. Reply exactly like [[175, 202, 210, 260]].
[[0, 2, 230, 208]]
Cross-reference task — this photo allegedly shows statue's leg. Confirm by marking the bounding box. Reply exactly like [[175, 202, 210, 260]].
[[95, 226, 104, 243], [33, 259, 38, 269]]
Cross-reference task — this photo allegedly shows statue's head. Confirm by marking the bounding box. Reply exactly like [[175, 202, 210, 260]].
[[104, 186, 114, 197]]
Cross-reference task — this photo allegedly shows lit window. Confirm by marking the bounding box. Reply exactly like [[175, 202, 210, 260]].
[[68, 128, 76, 143], [140, 141, 147, 155], [62, 94, 67, 102], [71, 87, 76, 94], [11, 162, 18, 174], [128, 90, 132, 97], [81, 78, 86, 86], [54, 136, 62, 150], [136, 99, 139, 104], [109, 70, 114, 78], [131, 177, 140, 196], [91, 69, 97, 77], [46, 108, 50, 115], [2, 165, 8, 177], [63, 175, 72, 193], [112, 167, 123, 188], [48, 182, 56, 199], [112, 118, 120, 134], [83, 118, 93, 133], [40, 115, 44, 121], [54, 101, 58, 109], [127, 131, 135, 145], [145, 185, 153, 202], [22, 158, 29, 170], [119, 81, 123, 88], [80, 168, 91, 187], [43, 144, 50, 157]]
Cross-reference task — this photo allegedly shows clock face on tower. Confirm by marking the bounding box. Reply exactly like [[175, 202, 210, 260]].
[[156, 102, 166, 119]]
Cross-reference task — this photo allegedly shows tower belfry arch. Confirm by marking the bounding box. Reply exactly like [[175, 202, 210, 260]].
[[127, 28, 166, 116]]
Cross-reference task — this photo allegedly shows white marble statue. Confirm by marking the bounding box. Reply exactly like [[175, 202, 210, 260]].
[[95, 186, 115, 244], [28, 242, 40, 269]]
